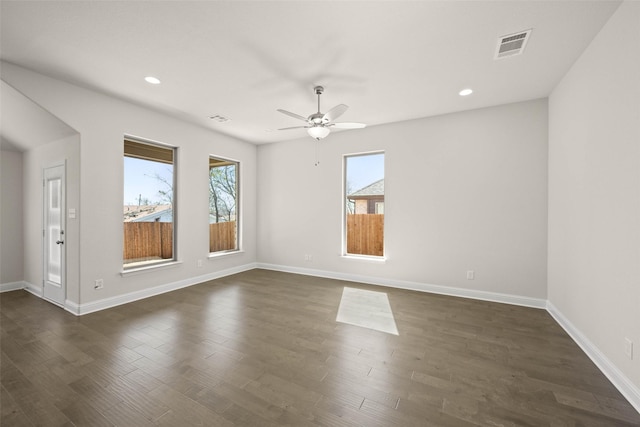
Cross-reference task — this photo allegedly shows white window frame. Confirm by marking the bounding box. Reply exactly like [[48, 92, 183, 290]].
[[342, 150, 385, 259], [208, 154, 241, 257], [122, 136, 178, 272]]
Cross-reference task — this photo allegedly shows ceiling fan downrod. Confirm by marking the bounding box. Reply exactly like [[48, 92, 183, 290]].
[[309, 86, 326, 125], [314, 85, 324, 114]]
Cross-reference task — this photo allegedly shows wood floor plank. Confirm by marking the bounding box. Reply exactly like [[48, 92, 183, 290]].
[[215, 380, 285, 421], [102, 401, 158, 427], [1, 383, 34, 427], [1, 351, 72, 426], [148, 383, 234, 426], [1, 269, 639, 426], [60, 398, 115, 427], [68, 375, 124, 413], [104, 375, 171, 421], [217, 402, 282, 427], [22, 366, 81, 411]]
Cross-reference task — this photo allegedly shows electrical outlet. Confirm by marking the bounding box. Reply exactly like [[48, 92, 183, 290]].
[[94, 279, 104, 290], [197, 259, 203, 268], [624, 338, 633, 360], [466, 270, 474, 280], [304, 254, 313, 262]]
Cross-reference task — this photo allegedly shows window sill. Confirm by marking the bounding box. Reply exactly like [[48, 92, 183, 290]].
[[121, 260, 183, 277], [341, 254, 386, 263], [208, 250, 244, 259]]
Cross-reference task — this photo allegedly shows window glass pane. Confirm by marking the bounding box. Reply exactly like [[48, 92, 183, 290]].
[[209, 157, 239, 253], [345, 152, 384, 256], [50, 179, 60, 209], [123, 139, 175, 268], [47, 178, 62, 282]]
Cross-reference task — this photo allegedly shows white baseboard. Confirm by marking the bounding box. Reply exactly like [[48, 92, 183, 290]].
[[0, 281, 27, 293], [24, 281, 42, 298], [64, 300, 81, 315], [67, 263, 257, 316], [547, 301, 640, 414], [256, 263, 547, 309]]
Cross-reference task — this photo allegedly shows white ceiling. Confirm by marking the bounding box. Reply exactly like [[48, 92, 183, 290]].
[[0, 1, 620, 146]]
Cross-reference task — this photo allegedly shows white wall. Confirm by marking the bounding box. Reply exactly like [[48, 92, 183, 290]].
[[0, 149, 24, 285], [258, 99, 548, 302], [1, 62, 257, 308], [548, 0, 640, 396]]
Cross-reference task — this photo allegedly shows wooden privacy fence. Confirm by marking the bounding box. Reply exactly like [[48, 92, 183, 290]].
[[125, 217, 377, 259], [209, 221, 237, 252], [123, 221, 237, 261], [123, 222, 173, 261], [347, 214, 384, 256]]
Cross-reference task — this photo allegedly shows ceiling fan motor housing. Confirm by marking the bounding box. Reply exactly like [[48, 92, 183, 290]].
[[309, 112, 327, 125]]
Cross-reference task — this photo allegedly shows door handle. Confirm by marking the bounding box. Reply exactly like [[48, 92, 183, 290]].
[[56, 240, 64, 245]]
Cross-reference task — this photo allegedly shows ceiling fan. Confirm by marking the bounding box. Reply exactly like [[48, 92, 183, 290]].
[[277, 86, 366, 140]]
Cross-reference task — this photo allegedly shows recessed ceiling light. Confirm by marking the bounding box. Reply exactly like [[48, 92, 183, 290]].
[[144, 76, 161, 85], [459, 88, 473, 96]]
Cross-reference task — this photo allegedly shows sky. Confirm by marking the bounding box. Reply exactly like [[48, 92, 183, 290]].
[[124, 152, 384, 205], [124, 157, 173, 205], [346, 152, 384, 193]]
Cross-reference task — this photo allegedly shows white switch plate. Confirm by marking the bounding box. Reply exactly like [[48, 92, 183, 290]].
[[466, 270, 474, 280]]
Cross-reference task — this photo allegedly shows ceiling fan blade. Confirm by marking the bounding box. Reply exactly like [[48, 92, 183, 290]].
[[277, 126, 309, 131], [330, 122, 367, 129], [323, 104, 348, 122], [277, 109, 308, 122]]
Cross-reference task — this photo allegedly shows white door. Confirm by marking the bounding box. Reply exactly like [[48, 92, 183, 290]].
[[43, 164, 65, 306]]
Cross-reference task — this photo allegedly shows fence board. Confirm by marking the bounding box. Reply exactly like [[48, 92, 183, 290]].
[[125, 217, 377, 260], [210, 221, 237, 253], [347, 214, 384, 256], [123, 222, 173, 262]]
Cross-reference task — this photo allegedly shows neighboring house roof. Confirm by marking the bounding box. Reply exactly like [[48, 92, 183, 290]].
[[124, 204, 172, 222], [348, 179, 384, 199]]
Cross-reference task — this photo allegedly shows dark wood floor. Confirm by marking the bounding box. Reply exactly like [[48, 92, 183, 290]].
[[2, 269, 639, 426]]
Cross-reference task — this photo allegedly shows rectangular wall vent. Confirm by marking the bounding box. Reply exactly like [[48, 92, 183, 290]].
[[494, 29, 532, 59]]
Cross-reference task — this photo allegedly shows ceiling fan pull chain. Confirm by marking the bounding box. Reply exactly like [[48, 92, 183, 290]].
[[314, 140, 320, 166]]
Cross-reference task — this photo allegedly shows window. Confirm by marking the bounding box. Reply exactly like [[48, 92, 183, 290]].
[[209, 156, 239, 254], [123, 138, 176, 269], [344, 152, 385, 257]]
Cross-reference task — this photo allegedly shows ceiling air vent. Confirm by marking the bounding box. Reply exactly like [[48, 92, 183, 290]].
[[209, 114, 230, 123], [494, 29, 532, 59]]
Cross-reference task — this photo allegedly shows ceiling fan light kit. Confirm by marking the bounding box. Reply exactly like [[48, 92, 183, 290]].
[[308, 125, 331, 140], [277, 86, 366, 141]]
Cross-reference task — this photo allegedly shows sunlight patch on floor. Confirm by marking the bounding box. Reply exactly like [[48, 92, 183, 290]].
[[336, 287, 399, 335]]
